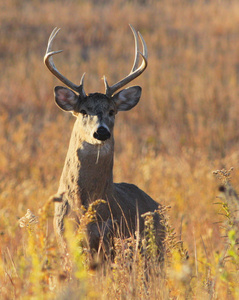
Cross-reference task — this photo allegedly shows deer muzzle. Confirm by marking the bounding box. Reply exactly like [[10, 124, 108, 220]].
[[93, 126, 111, 141]]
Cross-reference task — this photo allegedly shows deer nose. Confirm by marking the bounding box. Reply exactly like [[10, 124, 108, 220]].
[[93, 126, 111, 141]]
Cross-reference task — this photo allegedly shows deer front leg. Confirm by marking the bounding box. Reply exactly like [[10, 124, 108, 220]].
[[53, 196, 71, 271], [87, 219, 114, 260]]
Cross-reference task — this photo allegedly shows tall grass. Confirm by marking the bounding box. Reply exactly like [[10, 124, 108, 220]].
[[1, 0, 239, 298]]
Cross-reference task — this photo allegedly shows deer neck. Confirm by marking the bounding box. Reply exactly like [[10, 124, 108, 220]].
[[58, 120, 114, 208]]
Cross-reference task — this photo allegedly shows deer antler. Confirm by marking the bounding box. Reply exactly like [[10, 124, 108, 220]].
[[103, 24, 148, 97], [44, 27, 86, 98]]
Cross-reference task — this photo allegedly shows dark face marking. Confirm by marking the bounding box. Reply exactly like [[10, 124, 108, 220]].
[[76, 93, 116, 115]]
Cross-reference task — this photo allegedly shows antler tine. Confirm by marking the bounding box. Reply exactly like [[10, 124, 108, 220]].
[[138, 30, 148, 61], [130, 24, 140, 73], [104, 25, 148, 97], [44, 27, 86, 98]]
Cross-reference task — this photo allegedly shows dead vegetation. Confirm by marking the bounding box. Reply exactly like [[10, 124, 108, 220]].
[[1, 0, 239, 298]]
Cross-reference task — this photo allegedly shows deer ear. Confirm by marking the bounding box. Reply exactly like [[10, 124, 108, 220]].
[[54, 86, 79, 112], [112, 86, 141, 111]]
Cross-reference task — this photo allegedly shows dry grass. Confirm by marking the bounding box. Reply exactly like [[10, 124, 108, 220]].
[[1, 0, 239, 298]]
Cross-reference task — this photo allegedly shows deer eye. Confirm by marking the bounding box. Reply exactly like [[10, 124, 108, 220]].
[[109, 110, 115, 116], [80, 109, 87, 116]]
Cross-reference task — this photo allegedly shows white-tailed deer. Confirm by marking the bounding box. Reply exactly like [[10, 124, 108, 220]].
[[44, 26, 165, 260]]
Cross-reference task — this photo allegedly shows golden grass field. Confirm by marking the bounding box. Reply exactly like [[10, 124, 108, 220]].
[[1, 0, 239, 298]]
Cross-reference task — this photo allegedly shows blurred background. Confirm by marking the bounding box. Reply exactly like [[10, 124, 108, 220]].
[[1, 0, 239, 276]]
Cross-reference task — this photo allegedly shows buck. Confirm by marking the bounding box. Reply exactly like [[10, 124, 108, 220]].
[[44, 26, 165, 259]]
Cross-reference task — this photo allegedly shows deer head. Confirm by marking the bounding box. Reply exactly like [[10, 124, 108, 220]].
[[44, 25, 148, 145]]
